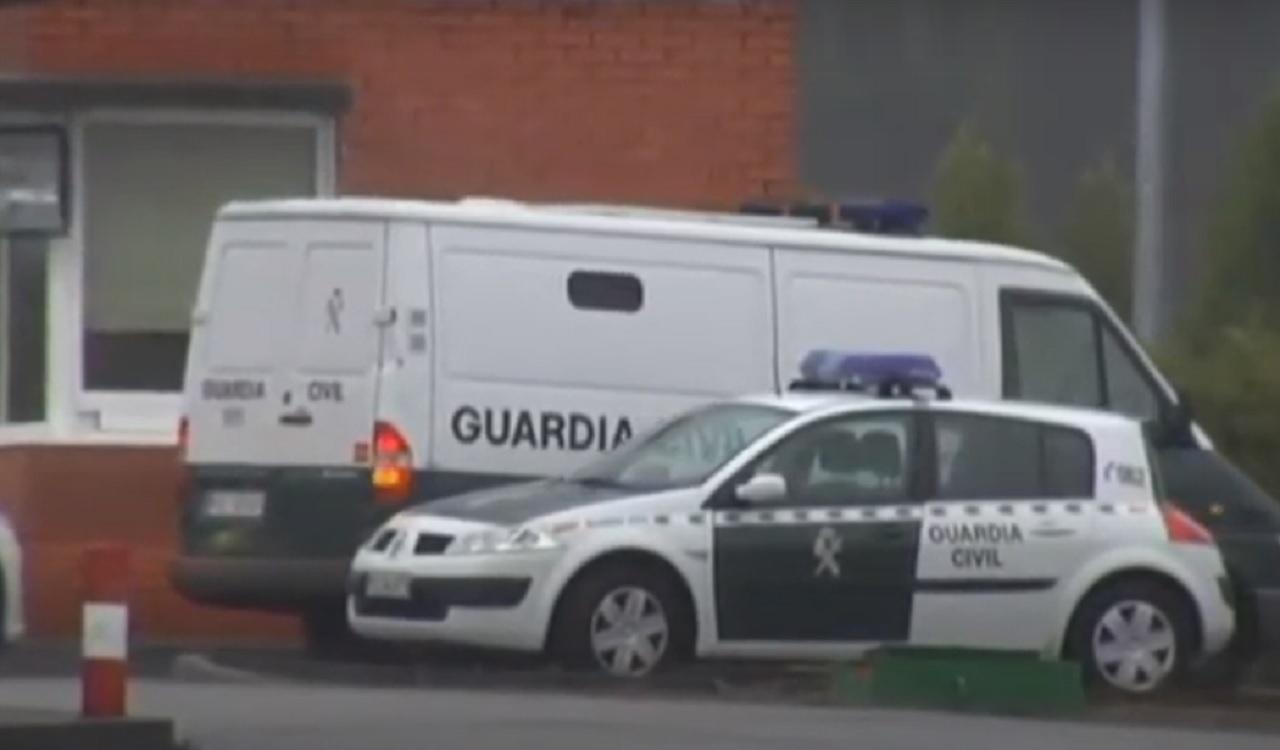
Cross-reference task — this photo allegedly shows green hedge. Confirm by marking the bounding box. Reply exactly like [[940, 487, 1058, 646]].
[[1157, 319, 1280, 499]]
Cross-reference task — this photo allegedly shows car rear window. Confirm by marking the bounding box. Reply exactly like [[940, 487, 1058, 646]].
[[936, 413, 1095, 500]]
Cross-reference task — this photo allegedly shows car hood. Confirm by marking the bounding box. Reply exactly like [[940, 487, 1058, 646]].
[[403, 479, 636, 526]]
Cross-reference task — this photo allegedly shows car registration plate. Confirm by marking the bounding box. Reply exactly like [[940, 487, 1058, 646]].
[[203, 490, 266, 519], [365, 571, 412, 600]]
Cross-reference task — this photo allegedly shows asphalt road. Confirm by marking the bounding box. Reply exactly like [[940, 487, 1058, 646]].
[[0, 677, 1277, 750]]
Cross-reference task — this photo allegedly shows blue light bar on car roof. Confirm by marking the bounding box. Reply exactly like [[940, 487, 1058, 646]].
[[797, 350, 943, 389]]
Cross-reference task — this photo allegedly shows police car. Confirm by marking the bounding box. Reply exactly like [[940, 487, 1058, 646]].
[[0, 510, 23, 650], [347, 353, 1235, 694]]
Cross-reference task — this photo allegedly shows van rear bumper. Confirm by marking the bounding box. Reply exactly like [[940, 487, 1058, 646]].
[[171, 556, 350, 612]]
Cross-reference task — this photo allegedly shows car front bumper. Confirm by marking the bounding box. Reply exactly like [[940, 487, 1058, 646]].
[[347, 549, 562, 653], [0, 523, 23, 643]]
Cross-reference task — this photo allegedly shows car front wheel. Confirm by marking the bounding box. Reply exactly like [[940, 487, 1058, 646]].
[[552, 563, 692, 678]]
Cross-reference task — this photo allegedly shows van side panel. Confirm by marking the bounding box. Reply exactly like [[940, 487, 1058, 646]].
[[428, 225, 774, 478], [773, 249, 985, 396]]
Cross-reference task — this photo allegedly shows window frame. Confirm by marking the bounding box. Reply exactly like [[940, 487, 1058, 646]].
[[927, 409, 1097, 502], [707, 408, 928, 510], [0, 111, 63, 441], [999, 288, 1173, 422], [63, 108, 336, 437]]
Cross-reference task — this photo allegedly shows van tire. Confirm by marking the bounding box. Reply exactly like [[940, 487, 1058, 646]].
[[551, 562, 693, 678], [1068, 579, 1196, 695], [302, 606, 366, 661]]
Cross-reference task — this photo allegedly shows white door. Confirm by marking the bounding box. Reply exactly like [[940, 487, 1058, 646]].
[[186, 218, 389, 467], [773, 249, 985, 396]]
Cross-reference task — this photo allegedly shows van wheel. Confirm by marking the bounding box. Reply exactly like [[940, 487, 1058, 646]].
[[302, 606, 365, 660], [552, 563, 692, 678], [1068, 580, 1195, 695]]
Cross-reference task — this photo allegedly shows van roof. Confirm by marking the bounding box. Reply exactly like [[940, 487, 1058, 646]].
[[217, 196, 1072, 272]]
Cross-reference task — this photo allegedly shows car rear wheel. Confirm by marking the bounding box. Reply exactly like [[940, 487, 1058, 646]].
[[552, 563, 692, 678], [1069, 580, 1195, 695]]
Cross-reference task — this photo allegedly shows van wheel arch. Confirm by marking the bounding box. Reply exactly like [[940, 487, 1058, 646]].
[[545, 548, 698, 659], [1061, 568, 1202, 662]]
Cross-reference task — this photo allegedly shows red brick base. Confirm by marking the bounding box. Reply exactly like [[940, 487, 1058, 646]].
[[0, 444, 297, 643]]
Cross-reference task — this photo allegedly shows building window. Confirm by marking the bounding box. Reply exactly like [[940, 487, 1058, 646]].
[[0, 236, 47, 423], [81, 119, 318, 392], [567, 270, 644, 313]]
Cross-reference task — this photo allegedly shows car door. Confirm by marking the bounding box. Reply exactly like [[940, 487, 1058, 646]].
[[710, 410, 925, 647], [912, 410, 1097, 651]]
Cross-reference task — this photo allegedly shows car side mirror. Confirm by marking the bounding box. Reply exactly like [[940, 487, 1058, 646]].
[[735, 473, 787, 505]]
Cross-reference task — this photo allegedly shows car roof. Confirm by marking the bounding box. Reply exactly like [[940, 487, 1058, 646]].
[[218, 196, 1073, 273], [738, 391, 1141, 433]]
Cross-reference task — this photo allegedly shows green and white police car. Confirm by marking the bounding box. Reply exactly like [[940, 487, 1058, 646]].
[[347, 354, 1235, 694]]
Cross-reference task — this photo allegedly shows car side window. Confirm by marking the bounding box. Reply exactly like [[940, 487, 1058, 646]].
[[936, 413, 1095, 500], [747, 413, 915, 507], [1002, 291, 1163, 422]]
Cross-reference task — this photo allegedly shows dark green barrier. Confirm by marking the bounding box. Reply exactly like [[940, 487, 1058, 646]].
[[831, 647, 1086, 716]]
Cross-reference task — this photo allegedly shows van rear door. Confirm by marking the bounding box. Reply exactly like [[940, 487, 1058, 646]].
[[187, 218, 389, 468]]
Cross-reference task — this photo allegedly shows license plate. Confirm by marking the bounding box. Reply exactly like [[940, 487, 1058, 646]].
[[203, 490, 265, 519], [365, 571, 412, 600]]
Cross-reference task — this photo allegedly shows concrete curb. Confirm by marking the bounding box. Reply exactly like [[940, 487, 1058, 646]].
[[0, 708, 176, 750], [170, 653, 272, 685]]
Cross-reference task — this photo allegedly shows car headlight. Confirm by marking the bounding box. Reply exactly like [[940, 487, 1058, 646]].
[[449, 525, 565, 556], [361, 522, 401, 552]]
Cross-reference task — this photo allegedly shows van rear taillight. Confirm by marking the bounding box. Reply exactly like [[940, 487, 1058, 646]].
[[372, 421, 413, 504], [1160, 501, 1214, 545]]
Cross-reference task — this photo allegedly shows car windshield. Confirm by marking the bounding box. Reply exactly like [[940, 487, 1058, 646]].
[[567, 403, 793, 491]]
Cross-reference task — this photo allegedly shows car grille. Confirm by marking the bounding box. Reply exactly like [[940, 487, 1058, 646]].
[[414, 533, 454, 555]]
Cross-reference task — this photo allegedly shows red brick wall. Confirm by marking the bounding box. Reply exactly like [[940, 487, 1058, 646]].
[[0, 0, 797, 641], [0, 446, 298, 641], [12, 0, 798, 206]]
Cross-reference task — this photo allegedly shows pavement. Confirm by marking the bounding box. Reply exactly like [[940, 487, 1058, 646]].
[[0, 676, 1278, 750], [2, 642, 1280, 749]]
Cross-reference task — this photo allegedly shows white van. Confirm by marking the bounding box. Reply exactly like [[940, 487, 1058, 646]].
[[172, 196, 1279, 654]]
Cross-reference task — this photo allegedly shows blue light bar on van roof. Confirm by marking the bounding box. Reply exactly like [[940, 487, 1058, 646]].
[[838, 200, 929, 236], [798, 350, 943, 388], [737, 199, 929, 235]]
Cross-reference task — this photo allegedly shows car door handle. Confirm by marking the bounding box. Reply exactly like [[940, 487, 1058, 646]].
[[279, 410, 313, 427], [1030, 524, 1076, 539]]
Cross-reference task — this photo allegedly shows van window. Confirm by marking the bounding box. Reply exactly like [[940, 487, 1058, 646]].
[[567, 270, 643, 313], [936, 413, 1095, 500], [1001, 291, 1163, 421], [1101, 328, 1160, 419], [1004, 301, 1101, 408]]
